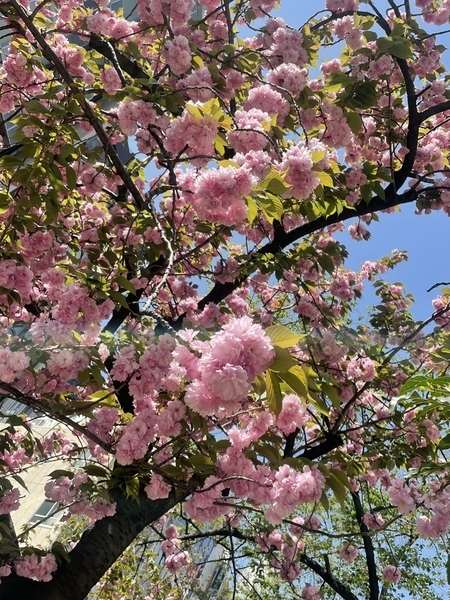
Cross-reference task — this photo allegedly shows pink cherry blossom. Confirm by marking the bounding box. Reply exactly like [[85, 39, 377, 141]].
[[383, 565, 401, 583]]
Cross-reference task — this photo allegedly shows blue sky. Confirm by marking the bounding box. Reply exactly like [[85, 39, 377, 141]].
[[273, 0, 450, 321]]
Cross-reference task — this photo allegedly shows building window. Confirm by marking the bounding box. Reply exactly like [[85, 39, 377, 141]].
[[29, 501, 60, 529], [209, 563, 227, 597]]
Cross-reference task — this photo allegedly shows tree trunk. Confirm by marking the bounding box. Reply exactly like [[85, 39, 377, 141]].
[[0, 489, 183, 600]]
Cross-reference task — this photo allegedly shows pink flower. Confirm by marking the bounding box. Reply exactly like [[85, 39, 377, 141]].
[[339, 544, 359, 563], [347, 355, 376, 382], [267, 63, 308, 95], [266, 465, 326, 522], [363, 512, 385, 530], [387, 479, 417, 515], [192, 166, 255, 226], [277, 394, 307, 435], [162, 35, 192, 75], [100, 68, 122, 95], [280, 144, 320, 200], [244, 85, 290, 126], [227, 109, 271, 154], [185, 317, 274, 417], [0, 489, 20, 514], [14, 553, 58, 582], [383, 565, 401, 583], [205, 362, 249, 401], [302, 585, 321, 600], [144, 474, 171, 500], [161, 538, 180, 555], [165, 550, 190, 574], [0, 565, 11, 578], [164, 109, 219, 164]]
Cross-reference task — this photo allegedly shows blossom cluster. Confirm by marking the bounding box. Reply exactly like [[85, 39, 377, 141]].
[[1, 0, 450, 593]]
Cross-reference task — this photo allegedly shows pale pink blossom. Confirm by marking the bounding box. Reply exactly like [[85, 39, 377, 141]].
[[339, 544, 359, 563], [383, 565, 401, 583], [144, 474, 171, 500], [14, 553, 58, 582]]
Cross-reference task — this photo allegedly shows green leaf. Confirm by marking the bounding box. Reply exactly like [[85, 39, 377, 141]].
[[264, 177, 291, 196], [246, 196, 258, 223], [321, 383, 342, 408], [88, 390, 117, 402], [348, 80, 378, 109], [266, 371, 283, 416], [23, 99, 51, 115], [447, 554, 450, 585], [49, 470, 75, 479], [211, 439, 231, 453], [311, 150, 327, 163], [280, 365, 309, 398], [188, 453, 215, 474], [125, 477, 140, 500], [317, 253, 335, 274], [308, 392, 330, 416], [185, 103, 203, 119], [114, 276, 137, 295], [161, 464, 183, 478], [0, 192, 11, 208], [85, 465, 109, 478], [65, 166, 77, 190], [438, 433, 450, 450], [329, 468, 353, 490], [373, 181, 386, 200], [51, 541, 71, 564], [317, 171, 334, 188], [377, 36, 414, 59], [254, 442, 281, 466], [320, 491, 330, 513], [345, 111, 362, 135], [327, 71, 353, 93], [255, 193, 284, 223], [270, 347, 298, 373], [11, 474, 28, 491], [265, 325, 303, 348], [109, 290, 130, 309], [327, 472, 349, 507]]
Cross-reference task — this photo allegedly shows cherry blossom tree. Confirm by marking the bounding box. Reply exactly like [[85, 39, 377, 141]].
[[0, 0, 450, 598]]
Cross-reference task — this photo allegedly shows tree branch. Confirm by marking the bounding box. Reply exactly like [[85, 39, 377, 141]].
[[0, 385, 113, 453], [0, 489, 183, 600], [0, 0, 146, 211], [190, 187, 419, 319], [300, 553, 361, 600], [351, 492, 379, 600], [298, 432, 343, 461]]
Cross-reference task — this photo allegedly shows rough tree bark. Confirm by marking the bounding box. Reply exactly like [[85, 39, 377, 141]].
[[0, 490, 182, 600]]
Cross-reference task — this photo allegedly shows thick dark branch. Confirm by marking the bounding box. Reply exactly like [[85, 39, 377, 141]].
[[103, 289, 143, 336], [0, 384, 112, 452], [373, 12, 419, 191], [0, 489, 183, 600], [0, 515, 18, 554], [419, 100, 450, 123], [300, 553, 361, 600], [299, 432, 343, 460], [283, 428, 299, 458], [193, 187, 418, 315], [88, 34, 152, 83], [352, 492, 379, 600], [102, 255, 167, 413]]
